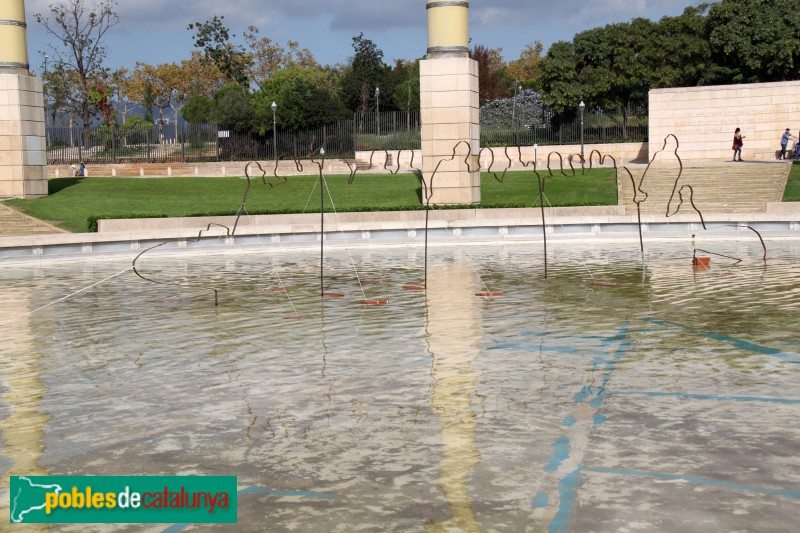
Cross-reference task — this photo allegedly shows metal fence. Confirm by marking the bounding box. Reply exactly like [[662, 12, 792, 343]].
[[46, 123, 219, 165], [46, 106, 645, 165], [479, 101, 649, 147]]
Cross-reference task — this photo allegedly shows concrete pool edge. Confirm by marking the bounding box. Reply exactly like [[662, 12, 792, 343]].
[[0, 210, 798, 262]]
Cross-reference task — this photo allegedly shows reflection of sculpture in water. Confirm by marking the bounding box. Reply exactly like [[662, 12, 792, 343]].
[[424, 261, 482, 532], [0, 289, 51, 527]]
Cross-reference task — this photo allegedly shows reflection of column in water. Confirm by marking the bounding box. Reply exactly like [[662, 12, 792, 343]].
[[0, 289, 51, 526], [425, 262, 482, 532]]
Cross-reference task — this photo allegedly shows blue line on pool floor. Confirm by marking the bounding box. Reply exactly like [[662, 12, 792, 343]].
[[612, 391, 800, 404], [582, 466, 800, 499], [534, 322, 633, 533], [643, 318, 800, 363]]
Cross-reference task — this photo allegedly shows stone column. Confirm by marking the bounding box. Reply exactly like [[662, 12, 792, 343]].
[[0, 0, 48, 198], [420, 1, 480, 205]]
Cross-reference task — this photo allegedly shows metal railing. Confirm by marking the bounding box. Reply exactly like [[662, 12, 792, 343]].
[[480, 101, 649, 147], [46, 105, 645, 165]]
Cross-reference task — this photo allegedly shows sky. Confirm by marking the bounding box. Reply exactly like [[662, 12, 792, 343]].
[[24, 0, 706, 74]]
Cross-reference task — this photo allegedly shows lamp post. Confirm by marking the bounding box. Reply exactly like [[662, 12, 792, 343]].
[[375, 87, 380, 135], [579, 100, 585, 160], [319, 147, 326, 296], [43, 54, 49, 134], [271, 101, 277, 160]]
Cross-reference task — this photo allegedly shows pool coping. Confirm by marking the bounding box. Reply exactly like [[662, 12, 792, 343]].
[[0, 207, 798, 263]]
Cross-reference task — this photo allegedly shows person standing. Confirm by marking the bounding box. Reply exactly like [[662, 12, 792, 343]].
[[732, 128, 745, 161], [780, 128, 796, 160]]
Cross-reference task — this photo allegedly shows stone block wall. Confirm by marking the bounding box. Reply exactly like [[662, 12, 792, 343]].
[[649, 81, 800, 162], [420, 57, 481, 204], [0, 73, 47, 197]]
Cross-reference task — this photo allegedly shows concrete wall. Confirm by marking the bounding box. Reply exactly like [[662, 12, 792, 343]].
[[52, 142, 645, 180], [478, 142, 646, 169], [649, 81, 800, 162], [96, 206, 626, 233], [358, 143, 646, 171], [48, 160, 352, 179]]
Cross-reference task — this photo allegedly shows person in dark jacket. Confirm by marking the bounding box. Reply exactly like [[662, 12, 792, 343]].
[[732, 128, 745, 162]]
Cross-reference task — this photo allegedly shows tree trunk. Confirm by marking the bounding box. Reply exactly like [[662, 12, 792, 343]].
[[82, 99, 91, 153], [173, 106, 181, 144]]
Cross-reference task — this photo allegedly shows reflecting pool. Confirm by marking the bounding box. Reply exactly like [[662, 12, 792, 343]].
[[1, 240, 799, 532]]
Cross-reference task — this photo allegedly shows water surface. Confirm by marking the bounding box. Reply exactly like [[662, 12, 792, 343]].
[[1, 240, 798, 531]]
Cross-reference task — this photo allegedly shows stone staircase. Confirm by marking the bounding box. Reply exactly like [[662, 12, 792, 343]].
[[618, 161, 791, 215], [0, 203, 68, 236]]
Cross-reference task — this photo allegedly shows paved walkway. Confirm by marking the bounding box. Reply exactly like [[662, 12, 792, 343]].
[[0, 202, 68, 237]]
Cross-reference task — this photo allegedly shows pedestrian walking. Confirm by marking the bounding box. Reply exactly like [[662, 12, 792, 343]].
[[780, 128, 796, 160], [732, 128, 745, 161]]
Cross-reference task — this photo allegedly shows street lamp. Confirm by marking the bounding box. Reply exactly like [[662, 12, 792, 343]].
[[43, 54, 49, 128], [271, 101, 277, 160], [579, 100, 585, 160], [375, 87, 380, 135]]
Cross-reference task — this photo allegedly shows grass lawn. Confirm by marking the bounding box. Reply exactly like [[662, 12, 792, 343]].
[[5, 168, 618, 233], [784, 163, 800, 201]]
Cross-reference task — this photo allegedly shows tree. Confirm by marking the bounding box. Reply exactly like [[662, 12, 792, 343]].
[[42, 64, 83, 144], [251, 65, 347, 134], [642, 6, 712, 89], [213, 85, 253, 133], [535, 41, 583, 115], [278, 75, 348, 130], [110, 67, 138, 124], [707, 0, 800, 83], [180, 51, 226, 97], [182, 95, 214, 124], [188, 16, 252, 88], [35, 0, 120, 144], [166, 54, 225, 141], [507, 41, 544, 88], [141, 83, 155, 123], [571, 20, 655, 138], [89, 70, 115, 126], [339, 33, 391, 113], [130, 63, 176, 140], [244, 26, 319, 90], [391, 59, 421, 112], [552, 18, 656, 138], [470, 44, 510, 104]]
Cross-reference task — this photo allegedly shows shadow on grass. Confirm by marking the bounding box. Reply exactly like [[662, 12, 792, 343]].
[[49, 178, 84, 195]]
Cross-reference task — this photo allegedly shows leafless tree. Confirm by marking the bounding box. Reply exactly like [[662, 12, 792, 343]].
[[35, 0, 120, 147]]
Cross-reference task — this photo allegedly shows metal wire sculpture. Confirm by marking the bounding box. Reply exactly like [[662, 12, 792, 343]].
[[130, 132, 769, 305]]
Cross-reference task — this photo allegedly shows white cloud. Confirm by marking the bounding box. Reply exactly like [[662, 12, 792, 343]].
[[24, 0, 705, 69]]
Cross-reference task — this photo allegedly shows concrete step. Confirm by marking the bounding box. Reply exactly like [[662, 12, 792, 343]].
[[0, 204, 68, 236], [618, 162, 791, 215]]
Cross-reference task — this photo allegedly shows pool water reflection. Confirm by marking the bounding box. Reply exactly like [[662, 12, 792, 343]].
[[1, 240, 799, 531]]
